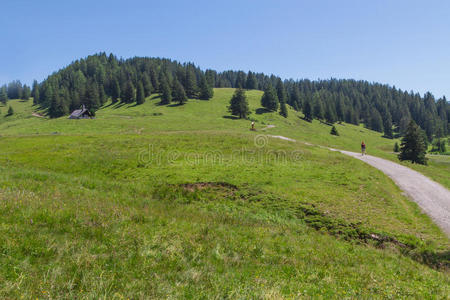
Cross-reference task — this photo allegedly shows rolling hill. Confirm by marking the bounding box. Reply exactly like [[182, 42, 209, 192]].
[[0, 88, 449, 298]]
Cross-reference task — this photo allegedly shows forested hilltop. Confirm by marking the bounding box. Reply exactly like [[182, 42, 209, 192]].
[[1, 52, 449, 140]]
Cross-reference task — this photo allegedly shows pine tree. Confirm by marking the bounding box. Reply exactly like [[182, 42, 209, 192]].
[[122, 80, 136, 103], [234, 71, 246, 89], [440, 140, 447, 153], [313, 96, 324, 120], [279, 101, 288, 118], [198, 74, 214, 100], [370, 108, 383, 132], [172, 79, 187, 105], [32, 80, 40, 105], [142, 73, 153, 97], [22, 85, 31, 100], [136, 81, 145, 105], [85, 81, 101, 109], [261, 84, 279, 111], [303, 99, 313, 121], [383, 112, 393, 138], [393, 142, 399, 152], [398, 120, 428, 165], [276, 79, 287, 104], [228, 88, 250, 119], [325, 106, 337, 124], [160, 75, 172, 105], [185, 66, 198, 98], [111, 78, 121, 103], [245, 71, 258, 90], [0, 85, 8, 104], [290, 85, 301, 111], [7, 105, 14, 116], [330, 125, 339, 136]]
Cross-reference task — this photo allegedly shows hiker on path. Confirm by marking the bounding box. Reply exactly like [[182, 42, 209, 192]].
[[361, 141, 366, 156]]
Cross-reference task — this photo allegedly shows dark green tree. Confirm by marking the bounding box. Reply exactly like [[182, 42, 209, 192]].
[[122, 80, 136, 103], [325, 105, 337, 124], [22, 84, 31, 100], [261, 84, 279, 111], [279, 101, 288, 118], [84, 80, 101, 109], [289, 85, 301, 111], [303, 99, 313, 121], [7, 105, 14, 116], [393, 142, 399, 152], [398, 121, 428, 165], [185, 66, 198, 98], [234, 71, 246, 89], [370, 108, 383, 132], [111, 78, 121, 103], [142, 73, 153, 97], [245, 71, 258, 90], [136, 81, 145, 105], [160, 75, 172, 105], [198, 74, 214, 100], [383, 112, 393, 138], [313, 96, 324, 120], [330, 125, 339, 136], [32, 80, 40, 105], [228, 88, 250, 119], [172, 78, 187, 105], [0, 85, 8, 104]]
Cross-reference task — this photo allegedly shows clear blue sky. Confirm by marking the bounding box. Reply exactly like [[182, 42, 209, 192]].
[[1, 0, 449, 98]]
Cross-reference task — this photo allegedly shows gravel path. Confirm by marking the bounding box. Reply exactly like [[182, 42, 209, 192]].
[[268, 135, 450, 236], [332, 149, 450, 236]]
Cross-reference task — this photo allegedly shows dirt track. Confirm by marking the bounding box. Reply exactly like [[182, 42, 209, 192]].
[[331, 149, 450, 237]]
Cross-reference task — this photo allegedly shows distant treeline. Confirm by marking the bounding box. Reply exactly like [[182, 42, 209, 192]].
[[1, 52, 449, 140]]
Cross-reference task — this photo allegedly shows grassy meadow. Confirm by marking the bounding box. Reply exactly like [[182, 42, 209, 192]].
[[0, 89, 449, 298]]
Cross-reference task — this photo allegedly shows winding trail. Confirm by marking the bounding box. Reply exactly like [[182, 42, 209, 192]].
[[269, 135, 450, 237]]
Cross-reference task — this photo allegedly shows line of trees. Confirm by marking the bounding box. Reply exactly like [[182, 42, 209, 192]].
[[5, 53, 448, 141], [0, 80, 31, 104]]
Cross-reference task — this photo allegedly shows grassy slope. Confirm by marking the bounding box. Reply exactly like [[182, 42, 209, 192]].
[[0, 90, 449, 298]]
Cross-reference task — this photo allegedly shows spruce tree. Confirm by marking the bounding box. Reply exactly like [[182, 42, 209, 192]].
[[122, 80, 136, 103], [383, 112, 393, 138], [136, 82, 145, 105], [198, 74, 214, 100], [234, 71, 246, 89], [142, 73, 153, 97], [160, 75, 172, 105], [393, 142, 399, 152], [398, 120, 428, 165], [111, 78, 121, 103], [245, 71, 258, 90], [228, 88, 250, 119], [32, 81, 40, 105], [279, 101, 288, 118], [330, 125, 339, 136], [370, 109, 384, 132], [7, 105, 14, 116], [172, 79, 187, 105], [185, 66, 198, 98], [313, 97, 324, 120], [0, 85, 8, 104], [261, 84, 279, 111], [303, 99, 313, 121], [290, 85, 301, 111], [22, 85, 31, 100]]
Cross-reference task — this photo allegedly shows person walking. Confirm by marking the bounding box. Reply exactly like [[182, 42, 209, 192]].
[[361, 141, 366, 156]]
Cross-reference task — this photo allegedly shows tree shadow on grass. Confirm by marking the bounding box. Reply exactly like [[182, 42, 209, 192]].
[[222, 115, 240, 120], [167, 103, 184, 107], [256, 108, 271, 115]]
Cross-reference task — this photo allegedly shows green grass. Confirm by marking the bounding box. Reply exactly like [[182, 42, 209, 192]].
[[0, 90, 449, 298]]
